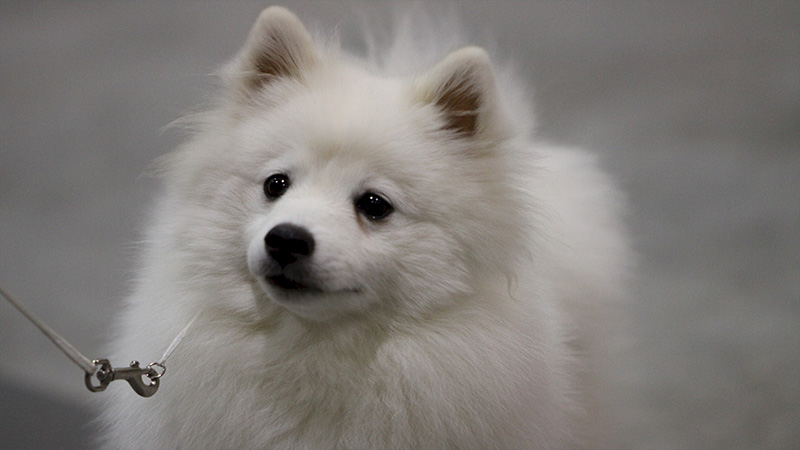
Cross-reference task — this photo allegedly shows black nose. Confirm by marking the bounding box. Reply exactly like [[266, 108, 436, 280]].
[[265, 223, 315, 268]]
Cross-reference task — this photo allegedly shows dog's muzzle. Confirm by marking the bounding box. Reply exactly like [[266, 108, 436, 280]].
[[264, 223, 315, 290]]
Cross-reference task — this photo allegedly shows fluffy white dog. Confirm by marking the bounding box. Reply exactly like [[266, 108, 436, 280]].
[[98, 6, 631, 449]]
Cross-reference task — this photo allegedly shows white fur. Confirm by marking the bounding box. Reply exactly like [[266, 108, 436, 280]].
[[98, 7, 631, 449]]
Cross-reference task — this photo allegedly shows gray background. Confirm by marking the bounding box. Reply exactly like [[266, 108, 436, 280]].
[[1, 1, 797, 448]]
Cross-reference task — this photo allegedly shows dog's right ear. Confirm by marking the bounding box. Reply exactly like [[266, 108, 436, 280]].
[[227, 7, 317, 103], [415, 47, 501, 140]]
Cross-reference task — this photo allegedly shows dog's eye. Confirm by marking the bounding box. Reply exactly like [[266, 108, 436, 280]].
[[355, 192, 393, 221], [264, 173, 291, 199]]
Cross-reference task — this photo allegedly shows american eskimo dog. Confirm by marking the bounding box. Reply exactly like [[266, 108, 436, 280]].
[[99, 6, 631, 449]]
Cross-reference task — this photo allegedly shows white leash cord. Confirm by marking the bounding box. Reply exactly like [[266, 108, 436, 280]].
[[157, 313, 197, 367], [0, 285, 97, 375], [1, 285, 196, 397]]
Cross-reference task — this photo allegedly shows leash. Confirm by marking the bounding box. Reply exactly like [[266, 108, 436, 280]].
[[1, 285, 195, 398]]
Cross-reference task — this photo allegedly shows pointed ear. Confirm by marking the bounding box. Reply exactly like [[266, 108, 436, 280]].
[[417, 47, 499, 138], [229, 7, 317, 99]]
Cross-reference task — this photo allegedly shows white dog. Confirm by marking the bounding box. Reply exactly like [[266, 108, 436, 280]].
[[98, 7, 631, 449]]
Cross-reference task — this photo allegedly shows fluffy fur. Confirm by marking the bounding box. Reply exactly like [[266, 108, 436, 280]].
[[98, 7, 631, 449]]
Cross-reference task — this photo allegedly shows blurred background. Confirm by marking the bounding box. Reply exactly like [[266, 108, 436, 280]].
[[1, 1, 797, 448]]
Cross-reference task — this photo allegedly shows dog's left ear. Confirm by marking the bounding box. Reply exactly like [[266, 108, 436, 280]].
[[417, 47, 500, 139], [227, 7, 317, 103]]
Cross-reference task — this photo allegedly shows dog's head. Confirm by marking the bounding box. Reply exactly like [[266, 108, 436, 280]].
[[167, 8, 533, 322]]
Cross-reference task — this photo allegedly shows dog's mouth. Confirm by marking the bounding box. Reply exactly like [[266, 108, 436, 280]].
[[264, 273, 360, 297], [268, 274, 311, 291]]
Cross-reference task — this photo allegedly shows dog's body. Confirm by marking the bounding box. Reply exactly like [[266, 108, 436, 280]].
[[98, 7, 631, 449]]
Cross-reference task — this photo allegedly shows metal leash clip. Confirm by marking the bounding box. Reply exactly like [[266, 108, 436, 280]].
[[2, 286, 195, 399], [85, 359, 160, 397]]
